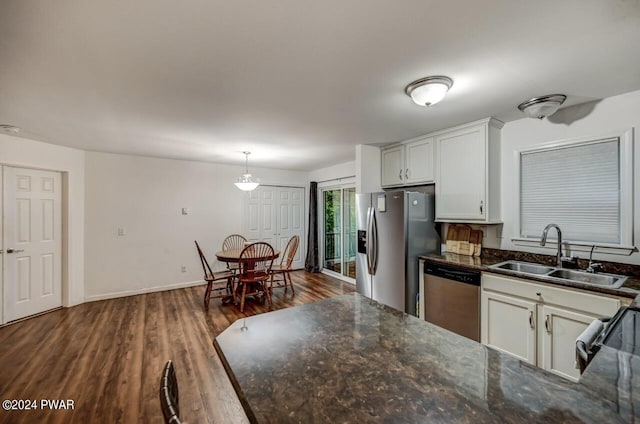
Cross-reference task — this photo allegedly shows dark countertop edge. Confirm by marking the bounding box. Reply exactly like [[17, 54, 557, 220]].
[[213, 337, 258, 424], [419, 253, 640, 300]]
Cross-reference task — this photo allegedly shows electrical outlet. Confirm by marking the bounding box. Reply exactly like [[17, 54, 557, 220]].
[[181, 265, 187, 273], [117, 227, 125, 236], [181, 208, 188, 215]]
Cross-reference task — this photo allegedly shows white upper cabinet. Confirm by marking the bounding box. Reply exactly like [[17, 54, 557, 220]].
[[435, 118, 503, 223], [381, 137, 434, 187], [381, 145, 405, 187], [405, 138, 434, 184]]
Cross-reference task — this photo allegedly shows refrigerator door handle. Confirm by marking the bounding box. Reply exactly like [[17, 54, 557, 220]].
[[366, 207, 373, 275], [371, 208, 379, 275]]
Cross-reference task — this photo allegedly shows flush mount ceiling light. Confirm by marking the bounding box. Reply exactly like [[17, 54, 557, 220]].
[[405, 76, 453, 107], [517, 94, 567, 119], [234, 151, 260, 191], [0, 124, 21, 134]]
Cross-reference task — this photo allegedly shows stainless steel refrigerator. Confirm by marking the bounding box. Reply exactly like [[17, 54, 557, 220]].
[[356, 188, 440, 316]]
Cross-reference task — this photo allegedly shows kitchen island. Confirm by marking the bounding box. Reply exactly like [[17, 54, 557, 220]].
[[214, 292, 636, 423]]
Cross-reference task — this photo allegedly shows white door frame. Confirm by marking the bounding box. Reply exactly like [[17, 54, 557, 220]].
[[0, 164, 68, 324], [319, 180, 356, 284]]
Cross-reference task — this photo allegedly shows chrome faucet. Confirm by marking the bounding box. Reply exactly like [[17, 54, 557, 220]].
[[540, 224, 565, 268], [586, 245, 602, 273]]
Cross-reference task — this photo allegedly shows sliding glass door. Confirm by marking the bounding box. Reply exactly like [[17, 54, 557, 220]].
[[322, 186, 356, 280]]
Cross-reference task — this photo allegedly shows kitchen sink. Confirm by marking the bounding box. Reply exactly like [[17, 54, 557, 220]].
[[488, 260, 627, 289], [547, 269, 627, 288], [490, 260, 555, 275]]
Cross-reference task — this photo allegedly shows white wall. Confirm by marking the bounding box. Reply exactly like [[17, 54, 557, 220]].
[[0, 133, 86, 307], [84, 152, 308, 300], [309, 160, 355, 183], [496, 89, 640, 265]]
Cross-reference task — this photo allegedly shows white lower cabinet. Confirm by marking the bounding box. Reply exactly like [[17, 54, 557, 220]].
[[481, 272, 623, 382], [481, 291, 536, 365], [539, 305, 595, 381]]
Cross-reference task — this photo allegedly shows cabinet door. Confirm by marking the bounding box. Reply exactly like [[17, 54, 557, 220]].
[[481, 291, 536, 364], [436, 125, 486, 220], [405, 138, 434, 184], [540, 305, 594, 382], [381, 146, 405, 187]]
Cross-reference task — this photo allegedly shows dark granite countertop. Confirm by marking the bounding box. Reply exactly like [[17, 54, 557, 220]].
[[214, 293, 637, 423], [579, 345, 640, 421], [419, 249, 640, 299]]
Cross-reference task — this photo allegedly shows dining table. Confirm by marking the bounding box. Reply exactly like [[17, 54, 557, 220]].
[[215, 247, 280, 264], [215, 246, 280, 307]]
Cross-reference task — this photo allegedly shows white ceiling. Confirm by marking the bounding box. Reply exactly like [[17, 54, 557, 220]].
[[1, 0, 640, 171]]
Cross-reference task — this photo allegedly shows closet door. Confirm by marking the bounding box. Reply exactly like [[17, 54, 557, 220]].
[[276, 188, 304, 269], [245, 187, 277, 247], [3, 166, 62, 323], [244, 186, 305, 269]]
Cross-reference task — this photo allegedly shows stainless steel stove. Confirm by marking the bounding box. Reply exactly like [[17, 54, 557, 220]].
[[576, 306, 640, 373], [601, 306, 640, 354]]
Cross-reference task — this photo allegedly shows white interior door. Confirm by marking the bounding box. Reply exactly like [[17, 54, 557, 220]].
[[244, 186, 305, 269], [276, 188, 304, 269], [3, 166, 62, 323], [245, 187, 277, 247]]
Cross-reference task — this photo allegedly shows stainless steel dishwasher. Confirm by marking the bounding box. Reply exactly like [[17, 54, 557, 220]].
[[423, 262, 481, 341]]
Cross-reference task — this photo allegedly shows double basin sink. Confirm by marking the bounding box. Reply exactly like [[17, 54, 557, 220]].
[[489, 260, 628, 289]]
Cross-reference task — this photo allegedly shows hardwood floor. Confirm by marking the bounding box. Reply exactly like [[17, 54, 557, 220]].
[[0, 271, 355, 423]]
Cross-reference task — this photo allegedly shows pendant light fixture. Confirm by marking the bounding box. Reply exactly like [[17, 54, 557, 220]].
[[517, 94, 567, 119], [234, 151, 260, 191], [405, 76, 453, 107]]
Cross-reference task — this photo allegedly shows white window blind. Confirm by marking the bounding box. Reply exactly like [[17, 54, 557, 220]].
[[520, 138, 620, 244]]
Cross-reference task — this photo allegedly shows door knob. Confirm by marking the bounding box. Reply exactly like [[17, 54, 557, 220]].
[[6, 248, 25, 253]]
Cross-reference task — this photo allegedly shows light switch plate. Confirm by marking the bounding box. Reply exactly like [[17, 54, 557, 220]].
[[181, 208, 189, 215]]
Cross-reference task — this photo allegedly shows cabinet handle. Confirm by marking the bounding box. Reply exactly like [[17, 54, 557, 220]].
[[405, 168, 410, 180], [529, 311, 534, 329], [544, 315, 551, 333], [479, 200, 483, 215], [399, 170, 403, 181]]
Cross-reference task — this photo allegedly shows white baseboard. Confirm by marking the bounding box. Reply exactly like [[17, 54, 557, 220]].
[[84, 279, 207, 303]]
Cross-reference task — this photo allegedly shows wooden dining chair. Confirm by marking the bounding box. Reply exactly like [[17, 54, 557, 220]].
[[270, 235, 299, 295], [222, 234, 248, 273], [159, 360, 182, 424], [237, 242, 275, 312], [195, 241, 235, 310]]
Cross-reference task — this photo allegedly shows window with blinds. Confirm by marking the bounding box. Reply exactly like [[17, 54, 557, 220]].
[[520, 138, 621, 244]]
